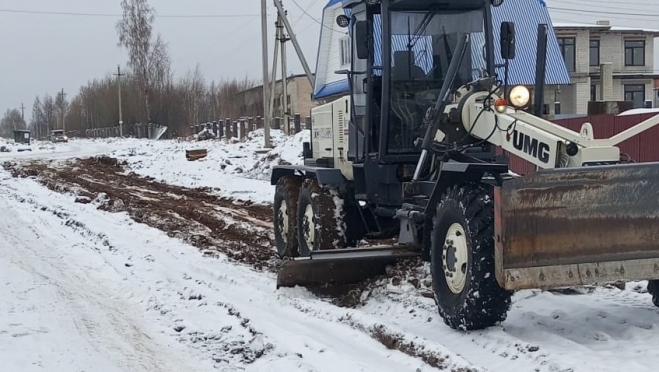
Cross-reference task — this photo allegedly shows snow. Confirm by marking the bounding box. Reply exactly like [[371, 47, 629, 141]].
[[0, 170, 464, 372], [617, 108, 659, 117], [2, 131, 659, 371], [102, 129, 309, 204]]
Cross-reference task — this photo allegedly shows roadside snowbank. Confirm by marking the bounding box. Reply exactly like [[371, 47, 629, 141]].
[[96, 129, 309, 204]]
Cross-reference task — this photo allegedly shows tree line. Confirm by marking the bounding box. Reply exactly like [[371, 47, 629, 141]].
[[1, 0, 264, 140]]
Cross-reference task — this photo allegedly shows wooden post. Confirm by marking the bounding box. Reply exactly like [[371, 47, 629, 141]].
[[218, 120, 224, 139], [232, 121, 238, 139], [248, 117, 254, 133], [274, 117, 281, 130], [226, 118, 232, 139], [294, 113, 301, 133]]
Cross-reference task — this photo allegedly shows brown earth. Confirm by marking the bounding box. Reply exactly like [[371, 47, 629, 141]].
[[2, 155, 427, 307], [3, 156, 278, 271]]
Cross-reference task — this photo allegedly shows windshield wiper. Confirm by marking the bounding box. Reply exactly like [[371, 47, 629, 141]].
[[407, 10, 436, 50]]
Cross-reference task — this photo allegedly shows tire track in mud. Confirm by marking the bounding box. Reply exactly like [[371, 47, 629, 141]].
[[3, 156, 278, 271], [4, 156, 651, 372], [0, 182, 276, 370], [2, 156, 488, 371]]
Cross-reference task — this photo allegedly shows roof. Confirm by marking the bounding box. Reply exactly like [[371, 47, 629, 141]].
[[553, 22, 659, 36], [476, 0, 571, 86], [313, 0, 571, 100], [617, 108, 659, 117], [239, 73, 314, 94]]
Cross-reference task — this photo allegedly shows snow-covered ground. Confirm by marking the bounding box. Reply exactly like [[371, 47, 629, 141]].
[[2, 132, 659, 371]]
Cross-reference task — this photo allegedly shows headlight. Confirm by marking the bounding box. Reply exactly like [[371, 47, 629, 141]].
[[508, 85, 530, 109]]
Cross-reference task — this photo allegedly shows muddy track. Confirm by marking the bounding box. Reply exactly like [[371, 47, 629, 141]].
[[3, 156, 427, 307], [3, 156, 278, 271]]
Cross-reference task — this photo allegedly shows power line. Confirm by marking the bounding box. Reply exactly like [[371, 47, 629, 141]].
[[0, 8, 258, 18], [289, 0, 347, 35], [289, 0, 323, 26], [292, 0, 320, 27]]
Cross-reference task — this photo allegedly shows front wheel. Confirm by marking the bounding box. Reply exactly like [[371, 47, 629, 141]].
[[430, 183, 513, 331], [273, 175, 302, 258], [296, 178, 347, 257]]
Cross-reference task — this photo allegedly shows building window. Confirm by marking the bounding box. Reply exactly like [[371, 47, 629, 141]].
[[339, 37, 351, 66], [625, 40, 645, 66], [591, 84, 597, 101], [557, 37, 576, 72], [589, 40, 600, 66], [624, 84, 645, 108]]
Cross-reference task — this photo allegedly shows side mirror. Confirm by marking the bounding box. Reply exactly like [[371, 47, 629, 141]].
[[500, 22, 516, 60], [355, 20, 370, 60]]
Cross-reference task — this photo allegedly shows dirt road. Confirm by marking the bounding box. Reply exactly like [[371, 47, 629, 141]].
[[4, 156, 277, 271]]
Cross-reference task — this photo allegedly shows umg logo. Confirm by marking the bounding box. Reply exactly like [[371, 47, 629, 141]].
[[510, 129, 551, 164]]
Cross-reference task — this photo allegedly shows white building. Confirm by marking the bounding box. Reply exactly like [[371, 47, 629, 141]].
[[553, 21, 659, 114]]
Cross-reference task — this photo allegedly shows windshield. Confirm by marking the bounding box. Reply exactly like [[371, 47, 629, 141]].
[[387, 8, 486, 154], [52, 131, 64, 135]]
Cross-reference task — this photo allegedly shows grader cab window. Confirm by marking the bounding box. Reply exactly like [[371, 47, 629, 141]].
[[386, 9, 485, 154]]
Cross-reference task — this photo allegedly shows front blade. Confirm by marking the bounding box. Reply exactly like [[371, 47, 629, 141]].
[[495, 162, 659, 290], [276, 246, 420, 288]]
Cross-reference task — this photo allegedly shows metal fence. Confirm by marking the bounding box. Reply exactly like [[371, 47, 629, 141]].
[[85, 122, 168, 140], [191, 113, 311, 140], [498, 112, 659, 175]]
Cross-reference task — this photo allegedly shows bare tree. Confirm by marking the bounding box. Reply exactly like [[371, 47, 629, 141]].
[[0, 108, 27, 138], [30, 96, 44, 139], [42, 94, 57, 134], [116, 0, 170, 123]]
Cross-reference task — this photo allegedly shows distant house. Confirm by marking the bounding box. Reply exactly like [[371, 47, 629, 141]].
[[236, 74, 316, 119], [553, 20, 659, 114]]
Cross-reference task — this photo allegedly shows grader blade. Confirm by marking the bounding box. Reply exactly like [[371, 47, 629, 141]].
[[495, 162, 659, 291], [276, 245, 420, 288]]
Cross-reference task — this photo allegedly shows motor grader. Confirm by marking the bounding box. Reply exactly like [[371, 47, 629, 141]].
[[270, 0, 659, 331]]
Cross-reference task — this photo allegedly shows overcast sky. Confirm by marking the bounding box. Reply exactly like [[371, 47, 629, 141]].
[[0, 0, 657, 121]]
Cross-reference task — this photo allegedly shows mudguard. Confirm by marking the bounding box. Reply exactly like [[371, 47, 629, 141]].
[[271, 165, 345, 188]]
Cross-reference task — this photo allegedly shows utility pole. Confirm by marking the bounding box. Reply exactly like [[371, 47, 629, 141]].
[[273, 0, 314, 86], [114, 65, 124, 137], [58, 89, 66, 133], [20, 103, 25, 122], [269, 21, 280, 129], [261, 0, 272, 148], [279, 9, 290, 134]]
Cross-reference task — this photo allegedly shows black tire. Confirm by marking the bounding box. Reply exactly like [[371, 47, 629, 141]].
[[430, 183, 513, 331], [296, 178, 347, 257], [274, 175, 302, 258], [648, 280, 659, 307]]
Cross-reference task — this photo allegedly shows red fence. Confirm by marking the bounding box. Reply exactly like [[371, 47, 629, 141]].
[[497, 113, 659, 175]]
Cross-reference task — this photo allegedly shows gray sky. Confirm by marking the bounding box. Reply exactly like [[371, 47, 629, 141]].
[[0, 0, 657, 121]]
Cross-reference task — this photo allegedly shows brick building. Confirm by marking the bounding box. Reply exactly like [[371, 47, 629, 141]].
[[552, 21, 659, 115], [236, 74, 317, 119]]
